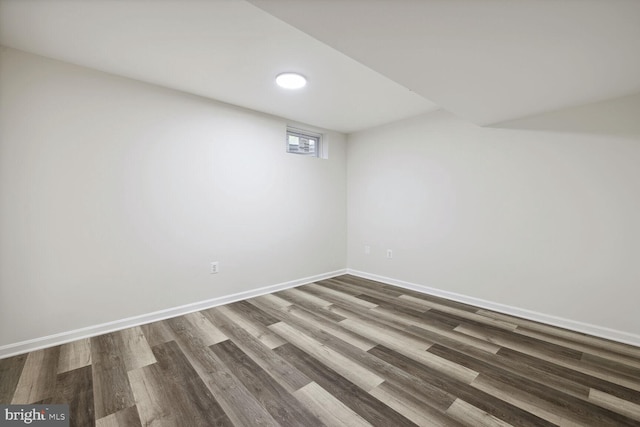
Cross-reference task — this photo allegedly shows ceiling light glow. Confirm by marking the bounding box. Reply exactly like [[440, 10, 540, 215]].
[[276, 72, 307, 89]]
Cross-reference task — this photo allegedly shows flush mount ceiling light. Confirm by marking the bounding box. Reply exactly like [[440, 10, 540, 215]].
[[276, 72, 307, 89]]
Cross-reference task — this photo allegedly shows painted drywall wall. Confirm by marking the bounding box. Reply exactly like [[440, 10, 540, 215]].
[[347, 102, 640, 338], [0, 47, 347, 346]]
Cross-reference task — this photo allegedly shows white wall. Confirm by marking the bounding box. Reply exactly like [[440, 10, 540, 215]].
[[0, 47, 346, 347], [2, 45, 639, 350], [347, 101, 640, 340]]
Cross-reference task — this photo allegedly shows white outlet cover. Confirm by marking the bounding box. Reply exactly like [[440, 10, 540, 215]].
[[210, 261, 219, 274]]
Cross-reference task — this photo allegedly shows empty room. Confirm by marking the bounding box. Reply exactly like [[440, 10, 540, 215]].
[[1, 1, 639, 426]]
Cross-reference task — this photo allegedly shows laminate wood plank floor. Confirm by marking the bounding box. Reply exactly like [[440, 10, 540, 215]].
[[2, 275, 640, 426]]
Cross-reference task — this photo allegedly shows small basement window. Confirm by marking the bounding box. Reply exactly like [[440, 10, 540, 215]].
[[287, 127, 321, 157]]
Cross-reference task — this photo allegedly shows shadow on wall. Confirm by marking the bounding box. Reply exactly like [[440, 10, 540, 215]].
[[492, 92, 640, 138]]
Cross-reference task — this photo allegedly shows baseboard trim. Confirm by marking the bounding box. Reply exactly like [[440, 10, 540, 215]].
[[0, 269, 347, 359], [347, 269, 640, 348]]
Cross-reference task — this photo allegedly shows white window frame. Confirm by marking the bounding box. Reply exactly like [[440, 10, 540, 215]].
[[286, 126, 322, 157]]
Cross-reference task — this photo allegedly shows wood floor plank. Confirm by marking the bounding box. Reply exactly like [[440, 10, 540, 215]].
[[95, 406, 142, 427], [470, 375, 574, 426], [217, 304, 286, 349], [276, 288, 347, 323], [368, 345, 554, 427], [429, 341, 586, 400], [53, 365, 94, 427], [293, 382, 372, 427], [301, 282, 379, 309], [283, 303, 377, 351], [419, 310, 469, 330], [355, 292, 428, 316], [581, 351, 640, 378], [211, 339, 321, 426], [203, 306, 312, 393], [151, 340, 232, 426], [0, 353, 27, 403], [356, 293, 462, 330], [371, 281, 480, 314], [250, 294, 376, 351], [372, 305, 502, 354], [117, 326, 156, 371], [399, 294, 519, 331], [517, 327, 640, 370], [261, 304, 460, 416], [327, 302, 435, 350], [228, 299, 282, 326], [456, 324, 640, 392], [127, 367, 176, 427], [269, 321, 385, 392], [446, 398, 514, 427], [90, 333, 135, 419], [165, 316, 280, 427], [473, 372, 639, 426], [3, 274, 639, 426], [274, 343, 417, 427], [339, 317, 479, 384], [429, 343, 639, 426], [499, 345, 640, 400], [369, 381, 464, 427], [277, 288, 334, 308], [12, 346, 60, 404], [325, 276, 405, 298], [319, 278, 367, 296], [256, 293, 294, 309], [57, 338, 92, 374], [589, 388, 640, 422], [455, 323, 584, 360], [478, 309, 640, 359], [269, 309, 459, 415], [338, 315, 432, 352], [182, 311, 228, 346], [140, 321, 174, 348], [498, 347, 640, 405]]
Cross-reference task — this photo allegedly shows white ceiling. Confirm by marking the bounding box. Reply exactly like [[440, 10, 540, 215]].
[[1, 1, 639, 131], [0, 0, 436, 133], [249, 0, 640, 126]]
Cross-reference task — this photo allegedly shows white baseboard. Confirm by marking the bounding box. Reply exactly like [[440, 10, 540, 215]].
[[347, 269, 640, 348], [0, 269, 347, 359]]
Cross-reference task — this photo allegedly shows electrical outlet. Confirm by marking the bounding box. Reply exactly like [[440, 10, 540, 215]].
[[386, 249, 393, 259], [210, 261, 219, 274], [364, 245, 371, 255]]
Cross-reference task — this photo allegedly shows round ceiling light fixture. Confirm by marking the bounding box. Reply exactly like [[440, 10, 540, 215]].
[[276, 72, 307, 89]]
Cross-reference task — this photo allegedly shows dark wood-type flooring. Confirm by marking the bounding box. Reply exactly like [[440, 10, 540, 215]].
[[2, 275, 640, 426]]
